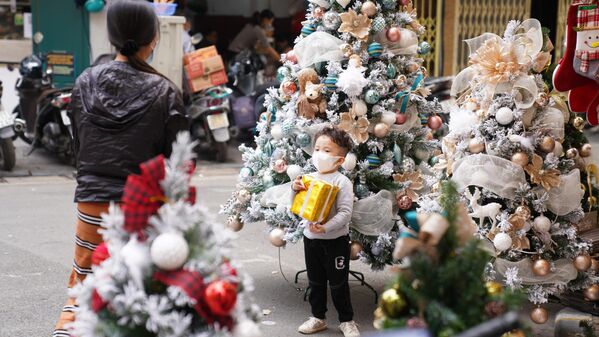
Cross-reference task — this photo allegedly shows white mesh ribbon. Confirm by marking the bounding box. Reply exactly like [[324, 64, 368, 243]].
[[452, 154, 527, 199], [531, 107, 565, 140], [495, 258, 578, 285], [261, 182, 293, 208], [351, 190, 396, 236], [376, 28, 419, 55], [534, 169, 584, 216], [389, 105, 420, 132], [294, 32, 346, 68]]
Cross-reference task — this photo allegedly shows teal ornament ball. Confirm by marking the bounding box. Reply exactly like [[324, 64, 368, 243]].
[[372, 17, 386, 32], [368, 42, 384, 58], [85, 0, 105, 12], [366, 154, 382, 168], [239, 167, 254, 179], [429, 156, 439, 165], [301, 24, 316, 37], [365, 89, 381, 104], [263, 141, 275, 156], [418, 41, 431, 55], [281, 119, 294, 136], [355, 184, 370, 198], [276, 67, 290, 82], [296, 132, 312, 147], [324, 76, 338, 91], [315, 62, 327, 75], [387, 64, 397, 79]]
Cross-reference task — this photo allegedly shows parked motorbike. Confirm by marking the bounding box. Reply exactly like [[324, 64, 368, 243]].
[[0, 80, 16, 171], [187, 86, 233, 162], [12, 54, 74, 163]]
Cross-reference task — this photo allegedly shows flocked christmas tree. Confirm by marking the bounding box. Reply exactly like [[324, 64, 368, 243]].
[[222, 0, 443, 270], [69, 133, 261, 337], [440, 19, 599, 323]]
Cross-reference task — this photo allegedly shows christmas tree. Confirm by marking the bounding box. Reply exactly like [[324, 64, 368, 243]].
[[441, 19, 599, 323], [222, 0, 443, 270], [69, 133, 261, 337], [375, 182, 524, 337]]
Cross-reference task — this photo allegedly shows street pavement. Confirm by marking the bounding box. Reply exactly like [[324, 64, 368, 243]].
[[3, 133, 599, 337]]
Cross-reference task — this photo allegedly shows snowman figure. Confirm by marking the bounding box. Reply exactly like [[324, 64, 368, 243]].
[[574, 4, 599, 81]]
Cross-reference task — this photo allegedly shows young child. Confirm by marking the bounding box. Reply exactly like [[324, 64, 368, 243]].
[[293, 126, 360, 337]]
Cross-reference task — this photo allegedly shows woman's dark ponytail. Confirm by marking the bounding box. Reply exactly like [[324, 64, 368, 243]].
[[107, 1, 165, 78]]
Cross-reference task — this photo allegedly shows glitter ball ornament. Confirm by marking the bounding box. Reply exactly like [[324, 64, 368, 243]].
[[581, 143, 592, 158], [227, 216, 244, 232], [324, 75, 338, 91], [281, 119, 294, 136], [485, 281, 503, 296], [368, 42, 384, 58], [575, 254, 592, 271], [397, 195, 413, 210], [150, 233, 190, 271], [539, 136, 556, 153], [511, 152, 529, 167], [573, 116, 585, 130], [356, 183, 370, 198], [322, 11, 341, 30], [495, 107, 514, 125], [205, 280, 238, 315], [296, 132, 311, 147], [367, 154, 382, 168], [382, 0, 397, 9], [301, 24, 316, 37], [365, 89, 381, 104], [566, 148, 579, 159], [237, 189, 252, 203], [350, 242, 364, 260], [530, 307, 549, 324], [313, 6, 325, 19], [281, 81, 297, 96], [371, 16, 386, 32], [387, 63, 397, 78], [386, 26, 402, 42], [381, 288, 408, 318], [468, 138, 485, 153], [427, 115, 443, 130], [286, 164, 302, 180], [418, 41, 431, 55], [584, 284, 599, 301], [273, 159, 288, 174], [532, 259, 551, 276], [516, 205, 531, 220], [374, 123, 390, 138], [361, 1, 377, 16], [269, 228, 286, 247], [270, 124, 284, 140], [533, 215, 551, 232], [493, 233, 513, 251], [276, 66, 290, 82], [402, 158, 416, 172], [396, 113, 408, 125]]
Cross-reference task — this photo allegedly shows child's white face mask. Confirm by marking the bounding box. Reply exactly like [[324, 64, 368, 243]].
[[312, 151, 341, 173]]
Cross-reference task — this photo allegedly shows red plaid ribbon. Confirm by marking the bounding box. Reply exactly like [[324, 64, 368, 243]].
[[576, 49, 599, 72], [578, 4, 599, 29]]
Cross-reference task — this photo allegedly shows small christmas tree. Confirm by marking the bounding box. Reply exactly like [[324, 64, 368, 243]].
[[222, 0, 443, 270], [374, 182, 524, 337], [69, 133, 260, 337], [441, 19, 599, 323]]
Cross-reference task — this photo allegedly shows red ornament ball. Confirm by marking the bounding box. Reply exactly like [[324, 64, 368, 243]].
[[281, 81, 297, 95], [386, 27, 402, 42], [427, 115, 443, 130], [400, 0, 411, 5], [285, 50, 298, 64], [396, 113, 408, 125], [92, 242, 110, 266], [205, 280, 238, 316], [397, 195, 413, 210], [91, 289, 108, 313]]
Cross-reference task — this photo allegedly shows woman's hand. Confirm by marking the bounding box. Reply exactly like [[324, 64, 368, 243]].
[[292, 176, 305, 191]]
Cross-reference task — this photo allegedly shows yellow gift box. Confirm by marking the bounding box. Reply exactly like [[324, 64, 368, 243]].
[[291, 176, 340, 223]]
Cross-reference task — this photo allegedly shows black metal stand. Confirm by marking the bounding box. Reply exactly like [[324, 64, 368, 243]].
[[294, 269, 379, 304]]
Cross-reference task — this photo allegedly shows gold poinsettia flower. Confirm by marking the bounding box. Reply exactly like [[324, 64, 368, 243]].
[[338, 9, 372, 41], [393, 171, 424, 200], [524, 154, 561, 190], [338, 111, 369, 144], [469, 39, 527, 85]]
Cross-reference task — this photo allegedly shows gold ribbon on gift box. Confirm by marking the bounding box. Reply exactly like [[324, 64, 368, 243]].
[[291, 176, 339, 223]]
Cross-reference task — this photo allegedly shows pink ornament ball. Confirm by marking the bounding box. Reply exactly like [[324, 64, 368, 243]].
[[285, 50, 298, 64], [396, 113, 408, 125], [386, 27, 401, 42], [313, 7, 325, 19], [427, 115, 443, 130], [400, 0, 412, 5], [273, 159, 288, 174], [281, 81, 297, 95]]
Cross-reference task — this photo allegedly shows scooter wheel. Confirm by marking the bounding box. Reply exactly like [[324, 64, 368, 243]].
[[215, 142, 228, 163], [0, 138, 16, 171]]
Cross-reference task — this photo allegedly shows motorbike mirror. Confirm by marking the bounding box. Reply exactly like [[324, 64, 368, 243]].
[[191, 33, 203, 46]]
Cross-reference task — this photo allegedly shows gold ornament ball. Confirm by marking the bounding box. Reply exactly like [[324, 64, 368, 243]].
[[539, 136, 556, 153], [380, 288, 408, 318], [530, 307, 549, 324], [515, 205, 532, 220], [591, 259, 599, 273], [269, 228, 286, 247], [566, 148, 579, 159], [237, 189, 252, 203], [580, 143, 592, 158], [227, 217, 244, 232], [573, 116, 585, 130], [485, 281, 503, 296], [584, 284, 599, 301], [575, 254, 593, 271], [350, 242, 364, 260], [532, 259, 551, 276], [511, 152, 529, 167], [374, 123, 390, 138], [468, 138, 485, 154], [360, 1, 378, 17]]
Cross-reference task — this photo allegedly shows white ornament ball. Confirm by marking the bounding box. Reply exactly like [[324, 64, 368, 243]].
[[271, 124, 284, 140], [415, 148, 430, 161], [465, 101, 479, 111], [342, 153, 358, 171], [352, 99, 368, 117], [233, 320, 261, 337], [287, 164, 302, 180], [493, 233, 513, 252], [237, 189, 252, 203], [269, 228, 286, 247], [495, 107, 514, 125], [553, 141, 563, 157], [151, 233, 190, 270], [533, 215, 552, 233], [381, 111, 397, 126]]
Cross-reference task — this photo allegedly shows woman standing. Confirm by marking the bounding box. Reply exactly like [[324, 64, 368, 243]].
[[53, 2, 188, 336]]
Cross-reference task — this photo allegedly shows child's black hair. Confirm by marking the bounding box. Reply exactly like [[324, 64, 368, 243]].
[[314, 126, 354, 156]]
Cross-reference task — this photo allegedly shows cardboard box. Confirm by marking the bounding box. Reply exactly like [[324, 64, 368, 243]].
[[185, 55, 225, 79], [183, 45, 218, 65], [189, 69, 228, 93]]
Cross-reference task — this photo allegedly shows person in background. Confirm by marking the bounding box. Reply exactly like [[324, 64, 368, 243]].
[[228, 9, 280, 61], [53, 2, 189, 336], [196, 26, 219, 50], [182, 15, 195, 54]]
